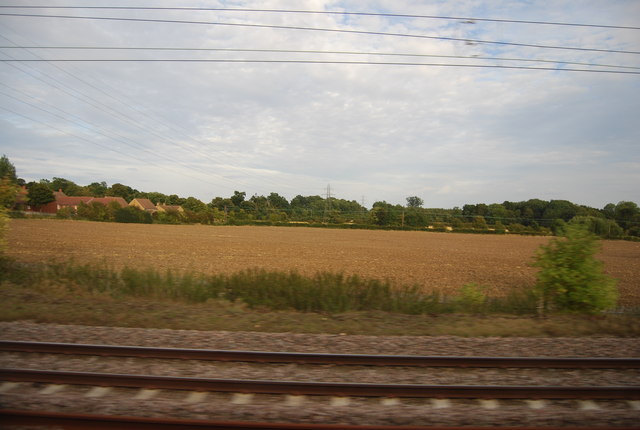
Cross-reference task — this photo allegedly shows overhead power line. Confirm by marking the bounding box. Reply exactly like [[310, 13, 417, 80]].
[[1, 58, 637, 74], [1, 13, 638, 55], [0, 6, 638, 30], [0, 29, 301, 194], [2, 46, 638, 71]]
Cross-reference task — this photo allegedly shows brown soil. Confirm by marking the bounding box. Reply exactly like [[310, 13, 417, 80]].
[[6, 219, 640, 304]]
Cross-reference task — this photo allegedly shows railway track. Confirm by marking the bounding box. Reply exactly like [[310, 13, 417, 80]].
[[1, 341, 639, 427], [2, 409, 639, 430], [2, 340, 639, 368]]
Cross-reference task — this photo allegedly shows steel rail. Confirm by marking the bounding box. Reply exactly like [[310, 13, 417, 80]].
[[2, 368, 638, 399], [2, 409, 638, 430], [3, 409, 637, 430], [2, 340, 638, 368]]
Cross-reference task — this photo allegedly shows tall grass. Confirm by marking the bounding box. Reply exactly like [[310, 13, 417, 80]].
[[1, 259, 539, 315]]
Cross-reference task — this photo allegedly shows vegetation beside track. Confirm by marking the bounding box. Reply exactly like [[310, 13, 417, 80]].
[[1, 258, 638, 337]]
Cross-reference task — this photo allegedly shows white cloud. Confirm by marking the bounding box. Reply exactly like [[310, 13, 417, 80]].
[[1, 0, 638, 208]]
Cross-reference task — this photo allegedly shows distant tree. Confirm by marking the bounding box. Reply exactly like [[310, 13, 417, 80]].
[[230, 191, 246, 207], [267, 192, 290, 209], [0, 206, 8, 255], [182, 196, 206, 212], [472, 216, 489, 230], [532, 224, 617, 315], [569, 216, 623, 239], [210, 197, 234, 212], [371, 201, 400, 226], [49, 177, 84, 195], [108, 183, 137, 202], [0, 178, 18, 209], [602, 203, 616, 219], [165, 194, 185, 206], [115, 206, 152, 224], [86, 181, 108, 197], [614, 201, 639, 232], [142, 191, 168, 205], [406, 196, 424, 208], [26, 182, 55, 209], [0, 155, 17, 183], [487, 203, 512, 225], [542, 200, 578, 225], [404, 207, 426, 227]]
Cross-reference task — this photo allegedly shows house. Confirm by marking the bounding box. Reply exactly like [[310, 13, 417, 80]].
[[32, 190, 127, 214], [130, 198, 157, 213], [156, 204, 184, 213], [91, 196, 128, 208]]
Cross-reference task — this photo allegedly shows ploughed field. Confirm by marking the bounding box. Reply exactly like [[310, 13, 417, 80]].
[[7, 219, 640, 305]]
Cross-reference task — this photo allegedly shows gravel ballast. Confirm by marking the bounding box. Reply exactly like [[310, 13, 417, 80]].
[[1, 321, 639, 427]]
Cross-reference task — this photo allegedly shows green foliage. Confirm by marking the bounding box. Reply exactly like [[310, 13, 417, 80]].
[[0, 155, 17, 184], [26, 182, 55, 208], [7, 156, 638, 237], [56, 207, 75, 219], [115, 206, 152, 224], [569, 216, 623, 239], [0, 207, 8, 255], [182, 196, 207, 212], [406, 196, 424, 208], [2, 259, 542, 316], [0, 178, 18, 209], [48, 177, 85, 196], [77, 201, 111, 222], [108, 183, 137, 202], [154, 210, 183, 224], [532, 224, 618, 314], [455, 283, 486, 311]]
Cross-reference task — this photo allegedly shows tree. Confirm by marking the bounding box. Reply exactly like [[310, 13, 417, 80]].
[[0, 155, 17, 184], [86, 181, 108, 197], [406, 196, 424, 208], [532, 224, 617, 315], [26, 182, 55, 209], [49, 177, 84, 195], [542, 200, 578, 226], [0, 206, 8, 255], [614, 201, 639, 231], [182, 196, 206, 212], [230, 191, 246, 207], [0, 178, 18, 209], [115, 206, 152, 224], [108, 183, 137, 202], [267, 192, 290, 209]]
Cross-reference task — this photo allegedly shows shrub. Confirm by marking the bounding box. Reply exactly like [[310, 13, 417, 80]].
[[532, 224, 618, 315], [455, 283, 487, 312], [0, 208, 8, 255], [56, 207, 75, 219], [115, 206, 152, 224]]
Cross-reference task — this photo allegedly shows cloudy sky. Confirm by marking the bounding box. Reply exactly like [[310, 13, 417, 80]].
[[1, 0, 638, 209]]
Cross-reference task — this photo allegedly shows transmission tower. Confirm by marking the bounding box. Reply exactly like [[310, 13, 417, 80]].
[[323, 184, 333, 222]]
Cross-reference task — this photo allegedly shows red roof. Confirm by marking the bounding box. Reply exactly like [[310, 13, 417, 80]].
[[54, 191, 93, 207], [92, 197, 128, 208], [51, 191, 127, 209], [131, 198, 157, 211]]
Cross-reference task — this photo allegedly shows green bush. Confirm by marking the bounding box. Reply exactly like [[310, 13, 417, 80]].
[[532, 224, 618, 314], [0, 208, 8, 255], [115, 206, 152, 224]]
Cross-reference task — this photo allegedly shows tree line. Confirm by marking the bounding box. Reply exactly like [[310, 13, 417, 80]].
[[1, 155, 638, 238]]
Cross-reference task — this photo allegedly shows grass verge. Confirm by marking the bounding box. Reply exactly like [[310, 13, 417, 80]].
[[1, 258, 638, 336]]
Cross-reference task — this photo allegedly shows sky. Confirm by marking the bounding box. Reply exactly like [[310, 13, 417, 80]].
[[1, 0, 639, 209]]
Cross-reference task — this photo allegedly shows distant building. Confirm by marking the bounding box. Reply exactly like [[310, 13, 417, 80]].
[[156, 204, 184, 214], [130, 198, 158, 213], [29, 190, 127, 214]]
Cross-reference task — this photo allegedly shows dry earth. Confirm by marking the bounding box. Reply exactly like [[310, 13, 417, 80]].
[[6, 219, 640, 304]]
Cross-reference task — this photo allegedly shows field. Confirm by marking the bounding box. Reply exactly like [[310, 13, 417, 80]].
[[6, 219, 640, 305]]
